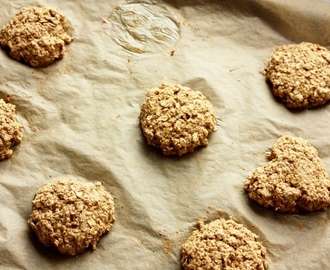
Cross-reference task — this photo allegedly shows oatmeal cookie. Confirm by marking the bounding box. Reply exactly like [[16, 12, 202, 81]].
[[0, 6, 73, 67], [244, 135, 330, 213], [140, 83, 216, 156], [266, 42, 330, 108], [0, 98, 23, 161], [181, 218, 268, 270], [28, 179, 115, 256]]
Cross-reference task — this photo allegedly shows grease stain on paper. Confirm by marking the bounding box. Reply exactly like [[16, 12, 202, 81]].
[[161, 237, 174, 254], [108, 1, 180, 54]]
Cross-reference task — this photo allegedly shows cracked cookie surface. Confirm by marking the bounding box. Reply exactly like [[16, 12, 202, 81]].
[[0, 6, 73, 67], [266, 42, 330, 108], [28, 179, 115, 256], [140, 83, 216, 156], [244, 135, 330, 213]]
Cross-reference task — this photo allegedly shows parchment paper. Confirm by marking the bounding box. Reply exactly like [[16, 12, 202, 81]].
[[1, 0, 330, 269]]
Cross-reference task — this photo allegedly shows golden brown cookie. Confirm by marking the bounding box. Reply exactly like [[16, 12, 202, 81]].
[[0, 6, 73, 67], [140, 83, 216, 156], [245, 135, 330, 213], [181, 218, 268, 270], [28, 179, 115, 256], [0, 98, 23, 161], [266, 42, 330, 108]]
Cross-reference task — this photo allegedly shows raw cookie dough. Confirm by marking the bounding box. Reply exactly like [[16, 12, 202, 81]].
[[181, 218, 268, 270], [28, 179, 115, 256], [265, 42, 330, 108], [0, 6, 73, 67], [0, 98, 23, 161], [244, 135, 330, 213], [140, 83, 216, 156]]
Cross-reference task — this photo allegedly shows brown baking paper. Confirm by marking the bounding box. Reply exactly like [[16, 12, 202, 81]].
[[1, 0, 330, 269]]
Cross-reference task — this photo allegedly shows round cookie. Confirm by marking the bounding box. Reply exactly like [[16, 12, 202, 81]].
[[28, 179, 115, 256], [266, 42, 330, 108], [140, 83, 216, 156], [181, 219, 268, 270], [244, 135, 330, 213], [0, 98, 23, 161], [0, 6, 73, 67]]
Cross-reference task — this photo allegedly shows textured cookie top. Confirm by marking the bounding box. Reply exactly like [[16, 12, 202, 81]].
[[266, 42, 330, 108], [28, 179, 115, 256], [244, 135, 330, 213], [0, 99, 23, 161], [140, 83, 216, 156], [181, 219, 268, 270], [0, 6, 73, 67]]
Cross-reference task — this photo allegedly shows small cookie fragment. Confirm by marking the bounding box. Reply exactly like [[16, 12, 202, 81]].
[[244, 135, 330, 213], [0, 6, 73, 67], [140, 83, 216, 156], [266, 42, 330, 108], [181, 218, 268, 270], [0, 98, 23, 161], [28, 179, 115, 256]]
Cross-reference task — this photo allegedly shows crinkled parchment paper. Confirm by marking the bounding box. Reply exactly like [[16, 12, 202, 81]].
[[1, 0, 330, 269]]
